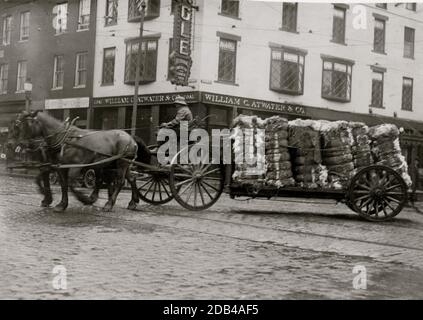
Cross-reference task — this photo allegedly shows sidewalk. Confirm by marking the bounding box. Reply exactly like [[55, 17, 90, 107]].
[[0, 163, 37, 179]]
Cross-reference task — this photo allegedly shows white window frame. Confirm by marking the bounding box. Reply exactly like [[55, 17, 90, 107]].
[[16, 61, 27, 93], [19, 11, 30, 41], [77, 0, 91, 31], [0, 63, 8, 94], [52, 55, 64, 90], [2, 16, 12, 45], [53, 3, 68, 35], [75, 52, 87, 88]]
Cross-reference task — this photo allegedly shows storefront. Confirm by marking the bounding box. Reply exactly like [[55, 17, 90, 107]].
[[45, 97, 90, 129]]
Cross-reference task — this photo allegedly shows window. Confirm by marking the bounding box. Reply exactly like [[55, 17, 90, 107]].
[[16, 60, 27, 92], [171, 0, 177, 14], [2, 16, 12, 45], [402, 77, 413, 111], [53, 3, 68, 34], [373, 19, 385, 53], [102, 47, 116, 85], [105, 0, 118, 26], [321, 56, 353, 102], [282, 3, 297, 32], [332, 6, 346, 44], [128, 0, 160, 22], [52, 55, 64, 89], [218, 38, 237, 83], [19, 12, 30, 41], [78, 0, 91, 30], [0, 64, 8, 94], [124, 39, 158, 84], [376, 4, 387, 9], [75, 52, 88, 87], [405, 3, 416, 11], [371, 71, 384, 108], [404, 27, 415, 58], [167, 38, 173, 79], [221, 0, 239, 18], [270, 47, 305, 95]]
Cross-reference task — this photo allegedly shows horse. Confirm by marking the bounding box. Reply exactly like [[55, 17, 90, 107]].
[[17, 111, 146, 212], [7, 118, 54, 207]]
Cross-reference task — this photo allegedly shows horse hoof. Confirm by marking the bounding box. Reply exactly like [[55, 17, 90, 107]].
[[127, 202, 137, 211], [54, 205, 67, 213], [103, 203, 113, 212]]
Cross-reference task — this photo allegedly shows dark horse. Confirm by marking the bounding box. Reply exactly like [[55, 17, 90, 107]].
[[17, 111, 149, 212], [7, 118, 54, 207]]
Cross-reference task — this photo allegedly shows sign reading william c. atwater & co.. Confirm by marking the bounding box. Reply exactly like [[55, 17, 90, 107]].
[[169, 0, 194, 86]]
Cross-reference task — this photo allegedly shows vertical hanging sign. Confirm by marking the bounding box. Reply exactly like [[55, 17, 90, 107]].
[[169, 0, 194, 86]]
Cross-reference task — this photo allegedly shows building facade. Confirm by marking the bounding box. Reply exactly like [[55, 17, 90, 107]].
[[92, 1, 423, 170], [0, 0, 97, 130]]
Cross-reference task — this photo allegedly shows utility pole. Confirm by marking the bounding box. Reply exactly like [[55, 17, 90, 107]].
[[131, 0, 147, 137]]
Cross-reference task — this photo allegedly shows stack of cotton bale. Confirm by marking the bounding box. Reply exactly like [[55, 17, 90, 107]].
[[288, 119, 328, 188], [264, 116, 295, 187], [369, 124, 412, 187], [231, 115, 266, 186], [349, 122, 374, 171], [320, 121, 356, 189]]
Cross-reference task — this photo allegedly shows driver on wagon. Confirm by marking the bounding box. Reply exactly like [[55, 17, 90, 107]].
[[160, 95, 193, 130]]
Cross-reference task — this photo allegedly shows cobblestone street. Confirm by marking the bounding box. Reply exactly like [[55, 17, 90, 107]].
[[1, 174, 423, 299]]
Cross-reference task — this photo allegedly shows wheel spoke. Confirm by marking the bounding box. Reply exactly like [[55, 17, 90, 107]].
[[202, 167, 221, 177], [138, 177, 154, 190], [157, 180, 163, 201], [197, 182, 206, 206], [199, 182, 214, 200], [159, 180, 171, 198], [176, 177, 195, 188], [179, 180, 195, 197], [143, 179, 155, 197], [193, 183, 198, 207], [202, 179, 220, 192], [358, 197, 373, 210], [382, 198, 396, 211], [151, 181, 157, 201], [386, 196, 401, 204], [355, 183, 371, 191], [172, 173, 194, 179], [202, 176, 222, 181], [185, 183, 195, 204], [354, 194, 371, 202]]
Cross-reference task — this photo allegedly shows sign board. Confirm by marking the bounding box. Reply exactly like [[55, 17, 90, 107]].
[[45, 97, 90, 110], [169, 0, 194, 86], [92, 92, 199, 107]]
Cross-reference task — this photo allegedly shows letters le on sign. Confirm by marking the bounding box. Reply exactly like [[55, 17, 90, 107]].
[[169, 0, 194, 86]]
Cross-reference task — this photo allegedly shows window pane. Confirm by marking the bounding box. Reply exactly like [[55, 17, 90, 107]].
[[374, 19, 385, 53], [102, 48, 115, 84], [321, 59, 352, 101], [221, 0, 239, 18], [20, 12, 30, 41], [402, 78, 413, 111], [78, 0, 91, 30], [106, 0, 118, 26], [2, 16, 12, 45], [17, 61, 27, 91], [404, 27, 415, 58], [270, 48, 304, 94], [371, 71, 383, 108], [53, 3, 68, 34], [0, 64, 8, 94], [282, 3, 297, 32], [218, 39, 237, 82], [332, 7, 345, 43], [125, 39, 158, 83]]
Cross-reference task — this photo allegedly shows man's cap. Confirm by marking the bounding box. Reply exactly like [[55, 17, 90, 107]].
[[174, 95, 188, 106]]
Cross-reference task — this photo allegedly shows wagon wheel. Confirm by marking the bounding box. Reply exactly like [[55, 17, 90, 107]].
[[169, 163, 225, 211], [83, 169, 96, 189], [137, 170, 174, 205], [348, 165, 407, 222]]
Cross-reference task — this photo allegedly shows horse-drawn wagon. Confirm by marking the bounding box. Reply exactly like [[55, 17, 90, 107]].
[[6, 111, 414, 222]]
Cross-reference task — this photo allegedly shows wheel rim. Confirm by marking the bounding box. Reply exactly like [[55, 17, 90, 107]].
[[137, 171, 173, 205], [84, 169, 96, 189], [349, 165, 407, 221], [170, 163, 224, 211]]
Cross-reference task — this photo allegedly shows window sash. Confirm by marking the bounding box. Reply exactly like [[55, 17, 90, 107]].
[[218, 39, 237, 82], [221, 0, 239, 18], [332, 7, 346, 44], [0, 64, 8, 94], [78, 0, 91, 30], [75, 52, 87, 87], [373, 19, 385, 53], [371, 72, 384, 108], [17, 61, 27, 92], [2, 16, 12, 45], [20, 12, 30, 41], [282, 3, 297, 32], [322, 60, 352, 101], [404, 27, 415, 58], [54, 3, 68, 34], [53, 56, 64, 89], [102, 48, 115, 84], [105, 0, 118, 26], [270, 48, 304, 94], [402, 78, 413, 111], [124, 39, 158, 83]]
